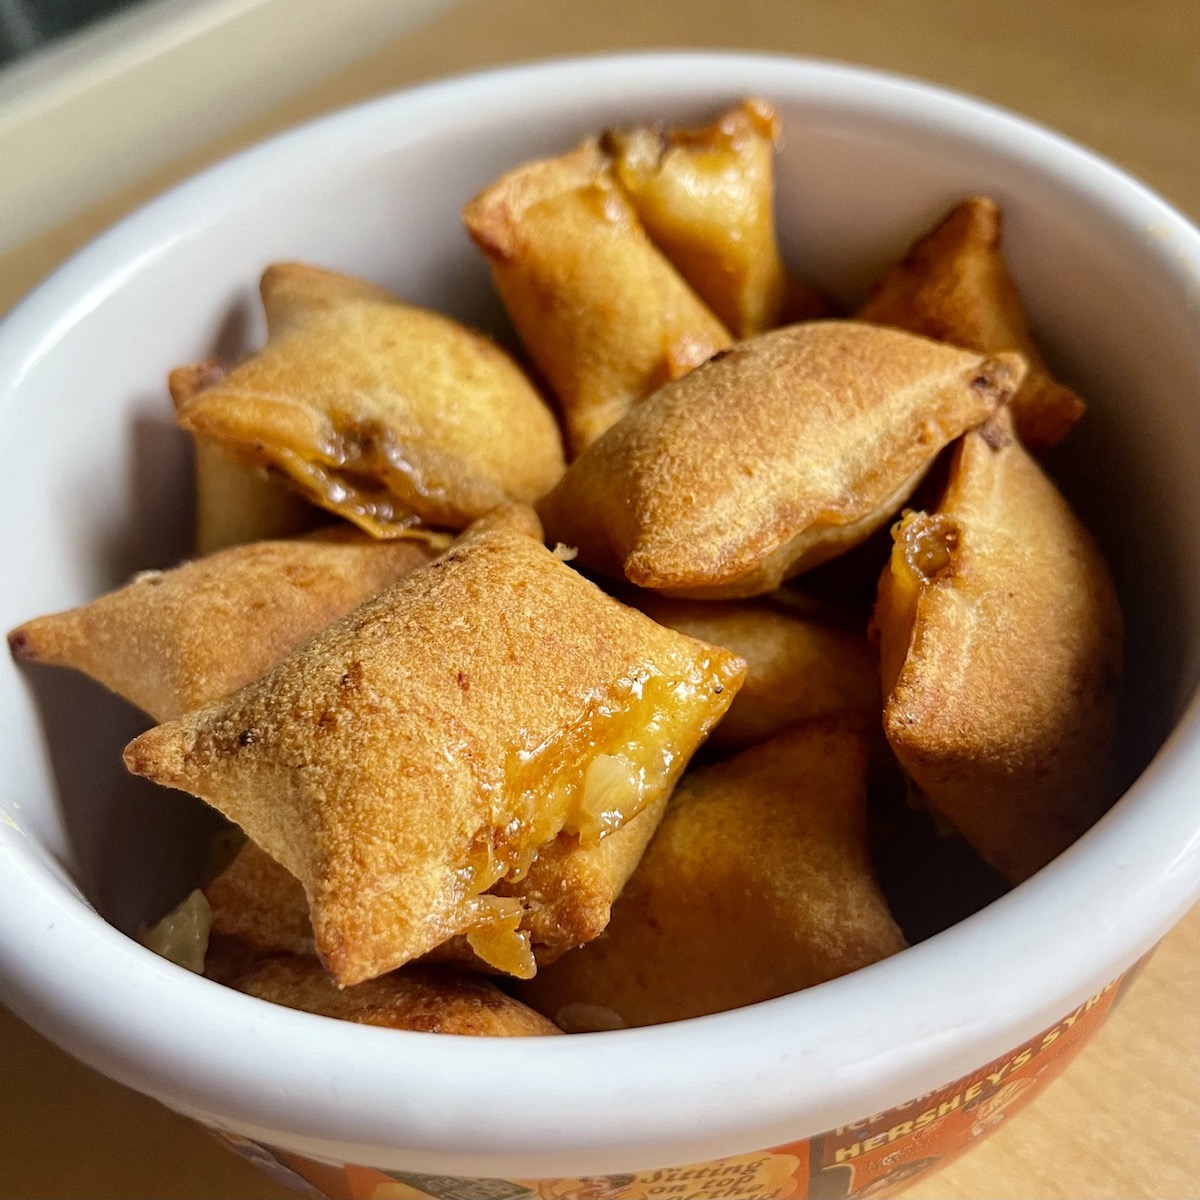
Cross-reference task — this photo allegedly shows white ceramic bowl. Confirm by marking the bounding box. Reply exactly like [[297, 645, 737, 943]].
[[1, 53, 1198, 1197]]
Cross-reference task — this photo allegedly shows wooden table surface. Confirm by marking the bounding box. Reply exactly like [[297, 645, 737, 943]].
[[2, 1, 1197, 1197]]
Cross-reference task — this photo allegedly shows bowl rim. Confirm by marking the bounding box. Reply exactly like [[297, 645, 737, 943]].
[[1, 50, 1199, 1178]]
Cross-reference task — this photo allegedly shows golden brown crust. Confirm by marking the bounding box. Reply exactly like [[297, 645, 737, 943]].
[[538, 321, 1026, 598], [7, 528, 444, 721], [170, 358, 322, 554], [492, 793, 670, 964], [192, 438, 323, 555], [203, 842, 499, 972], [857, 197, 1085, 451], [204, 803, 668, 972], [463, 141, 732, 456], [636, 596, 878, 749], [205, 841, 315, 956], [220, 954, 561, 1036], [874, 411, 1123, 883], [172, 263, 565, 536], [606, 99, 831, 336], [519, 719, 907, 1029], [462, 501, 544, 541], [123, 517, 744, 986], [199, 528, 662, 971]]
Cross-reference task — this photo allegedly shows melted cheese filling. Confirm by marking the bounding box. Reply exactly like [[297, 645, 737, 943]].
[[272, 445, 426, 538], [455, 660, 729, 975], [880, 511, 962, 698]]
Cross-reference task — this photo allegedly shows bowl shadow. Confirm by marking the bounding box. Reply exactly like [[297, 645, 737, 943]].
[[21, 664, 227, 934]]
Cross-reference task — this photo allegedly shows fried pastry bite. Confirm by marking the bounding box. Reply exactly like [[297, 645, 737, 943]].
[[461, 499, 544, 540], [7, 527, 445, 722], [491, 791, 671, 965], [463, 140, 732, 456], [171, 263, 565, 537], [218, 954, 560, 1036], [857, 197, 1085, 451], [205, 796, 667, 970], [605, 99, 829, 336], [192, 438, 324, 554], [636, 596, 878, 750], [874, 411, 1123, 883], [205, 840, 314, 956], [123, 514, 744, 986], [203, 839, 494, 970], [171, 361, 323, 554], [539, 321, 1026, 599], [520, 719, 907, 1029], [177, 503, 705, 974]]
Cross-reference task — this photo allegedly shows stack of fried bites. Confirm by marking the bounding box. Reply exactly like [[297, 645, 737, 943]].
[[9, 100, 1121, 1036]]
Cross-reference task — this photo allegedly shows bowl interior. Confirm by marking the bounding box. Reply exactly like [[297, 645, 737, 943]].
[[0, 54, 1198, 1170]]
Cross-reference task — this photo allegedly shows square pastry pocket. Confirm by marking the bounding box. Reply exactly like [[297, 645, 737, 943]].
[[124, 511, 744, 985]]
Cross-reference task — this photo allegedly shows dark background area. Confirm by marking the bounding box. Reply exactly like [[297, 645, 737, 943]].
[[0, 0, 144, 65]]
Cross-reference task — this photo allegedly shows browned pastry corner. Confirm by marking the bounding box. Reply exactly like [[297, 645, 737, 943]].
[[635, 595, 878, 750], [204, 803, 670, 975], [124, 514, 744, 986], [857, 197, 1085, 450], [539, 320, 1026, 598], [520, 718, 906, 1029], [222, 955, 561, 1036], [171, 262, 565, 535], [874, 410, 1122, 882], [606, 98, 831, 336], [463, 140, 732, 455], [171, 358, 324, 554], [7, 526, 446, 721]]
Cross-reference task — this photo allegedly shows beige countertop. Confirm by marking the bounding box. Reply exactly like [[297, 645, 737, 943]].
[[2, 1, 1197, 1197]]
